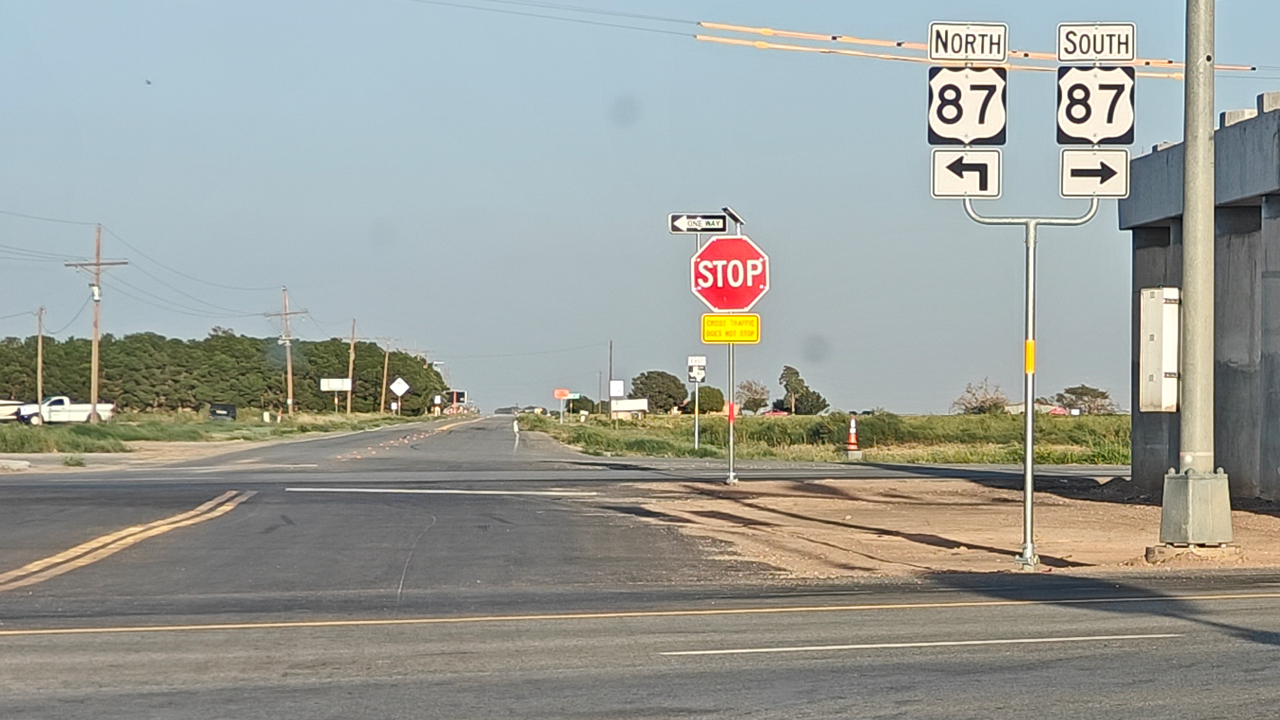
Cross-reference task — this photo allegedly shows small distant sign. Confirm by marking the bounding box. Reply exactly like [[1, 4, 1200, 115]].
[[609, 379, 625, 398], [611, 398, 649, 413], [565, 393, 582, 400], [928, 22, 1008, 63], [553, 388, 571, 400], [389, 377, 411, 397], [687, 355, 707, 367], [1057, 23, 1136, 63], [320, 378, 352, 393]]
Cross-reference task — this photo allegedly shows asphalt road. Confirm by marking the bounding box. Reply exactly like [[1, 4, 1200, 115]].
[[2, 416, 1278, 718]]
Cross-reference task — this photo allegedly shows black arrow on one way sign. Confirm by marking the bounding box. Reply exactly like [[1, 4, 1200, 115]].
[[946, 156, 989, 191], [1070, 162, 1118, 184]]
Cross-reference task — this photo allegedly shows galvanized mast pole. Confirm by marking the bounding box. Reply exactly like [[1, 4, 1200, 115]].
[[964, 197, 1098, 568], [1158, 0, 1235, 546]]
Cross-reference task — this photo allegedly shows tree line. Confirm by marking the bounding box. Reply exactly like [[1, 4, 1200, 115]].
[[618, 364, 831, 415], [0, 328, 447, 414]]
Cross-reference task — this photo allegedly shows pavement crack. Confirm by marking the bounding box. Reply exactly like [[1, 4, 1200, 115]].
[[396, 514, 436, 607]]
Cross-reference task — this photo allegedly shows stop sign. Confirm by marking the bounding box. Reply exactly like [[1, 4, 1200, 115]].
[[690, 235, 770, 312]]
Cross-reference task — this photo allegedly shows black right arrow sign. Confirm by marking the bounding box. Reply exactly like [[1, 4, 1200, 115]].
[[1070, 161, 1118, 184]]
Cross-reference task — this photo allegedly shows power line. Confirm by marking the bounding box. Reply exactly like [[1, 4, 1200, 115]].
[[121, 262, 263, 316], [0, 208, 97, 227], [397, 0, 691, 36], [451, 0, 691, 24], [105, 276, 262, 319], [101, 226, 279, 292], [47, 297, 92, 335]]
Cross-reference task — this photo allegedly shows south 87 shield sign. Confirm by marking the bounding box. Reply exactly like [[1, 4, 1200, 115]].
[[1056, 66, 1135, 145]]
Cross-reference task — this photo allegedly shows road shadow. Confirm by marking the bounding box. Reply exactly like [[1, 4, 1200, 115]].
[[854, 462, 1280, 520], [930, 573, 1280, 647], [677, 483, 1089, 569]]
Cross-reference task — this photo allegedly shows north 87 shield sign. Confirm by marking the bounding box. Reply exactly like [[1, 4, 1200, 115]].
[[927, 66, 1007, 145]]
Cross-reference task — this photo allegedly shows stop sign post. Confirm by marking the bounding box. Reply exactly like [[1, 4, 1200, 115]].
[[690, 234, 770, 485]]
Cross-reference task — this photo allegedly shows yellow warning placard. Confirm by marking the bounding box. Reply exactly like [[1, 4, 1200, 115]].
[[702, 314, 760, 344]]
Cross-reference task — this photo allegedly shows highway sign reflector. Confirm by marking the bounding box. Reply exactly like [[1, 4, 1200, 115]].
[[389, 377, 411, 397], [928, 67, 1006, 145], [702, 314, 760, 344], [927, 22, 1008, 63], [553, 388, 571, 400], [1057, 23, 1136, 63], [1060, 148, 1130, 198], [931, 149, 1001, 199], [669, 213, 729, 234], [1056, 66, 1135, 145], [690, 235, 770, 312]]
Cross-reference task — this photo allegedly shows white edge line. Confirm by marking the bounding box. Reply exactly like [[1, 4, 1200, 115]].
[[661, 633, 1183, 656], [285, 487, 598, 497]]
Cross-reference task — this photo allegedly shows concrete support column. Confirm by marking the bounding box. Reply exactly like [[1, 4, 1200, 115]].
[[1214, 206, 1263, 498], [1259, 195, 1280, 500], [1131, 223, 1181, 494]]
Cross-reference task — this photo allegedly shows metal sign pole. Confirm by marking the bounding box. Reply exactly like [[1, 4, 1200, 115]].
[[962, 196, 1098, 568], [694, 380, 700, 450], [727, 341, 737, 484]]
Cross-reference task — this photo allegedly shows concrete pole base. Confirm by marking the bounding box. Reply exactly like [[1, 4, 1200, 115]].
[[1145, 543, 1241, 564], [1159, 470, 1234, 544], [846, 450, 864, 462]]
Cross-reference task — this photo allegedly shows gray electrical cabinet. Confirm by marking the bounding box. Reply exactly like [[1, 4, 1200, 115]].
[[1139, 287, 1180, 412]]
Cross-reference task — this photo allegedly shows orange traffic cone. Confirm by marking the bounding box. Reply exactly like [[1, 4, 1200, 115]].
[[845, 415, 863, 461]]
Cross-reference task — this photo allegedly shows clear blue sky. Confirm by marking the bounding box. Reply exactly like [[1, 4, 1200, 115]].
[[1, 1, 1278, 412]]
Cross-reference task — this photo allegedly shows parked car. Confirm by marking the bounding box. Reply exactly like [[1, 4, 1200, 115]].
[[19, 396, 115, 425]]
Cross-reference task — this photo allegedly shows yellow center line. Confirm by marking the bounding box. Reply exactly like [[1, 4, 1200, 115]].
[[0, 491, 255, 593], [2, 591, 1278, 638]]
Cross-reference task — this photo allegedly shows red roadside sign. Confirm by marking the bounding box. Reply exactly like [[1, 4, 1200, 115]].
[[690, 235, 770, 312]]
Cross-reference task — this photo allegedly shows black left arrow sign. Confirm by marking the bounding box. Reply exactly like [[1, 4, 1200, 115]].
[[1070, 162, 1118, 184], [946, 156, 990, 191]]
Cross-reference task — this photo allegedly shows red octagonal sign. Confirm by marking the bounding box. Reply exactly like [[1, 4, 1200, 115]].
[[690, 235, 770, 312]]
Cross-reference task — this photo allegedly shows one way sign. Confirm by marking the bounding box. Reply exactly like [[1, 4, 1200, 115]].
[[931, 149, 1002, 199], [1059, 148, 1129, 198], [669, 213, 729, 234]]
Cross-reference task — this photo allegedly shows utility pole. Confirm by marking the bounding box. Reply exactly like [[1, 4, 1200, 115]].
[[377, 338, 394, 414], [607, 340, 613, 414], [64, 225, 127, 423], [265, 288, 305, 417], [1159, 0, 1234, 546], [346, 319, 357, 414], [36, 307, 44, 404]]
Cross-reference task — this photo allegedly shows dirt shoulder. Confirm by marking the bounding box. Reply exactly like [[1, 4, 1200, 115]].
[[633, 477, 1280, 577]]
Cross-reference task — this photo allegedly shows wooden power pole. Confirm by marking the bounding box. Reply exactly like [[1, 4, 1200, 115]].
[[65, 225, 127, 423], [265, 287, 305, 416], [346, 319, 357, 414], [380, 341, 390, 414], [36, 307, 44, 404]]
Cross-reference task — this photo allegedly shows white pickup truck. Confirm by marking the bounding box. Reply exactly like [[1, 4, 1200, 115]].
[[19, 396, 115, 425]]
